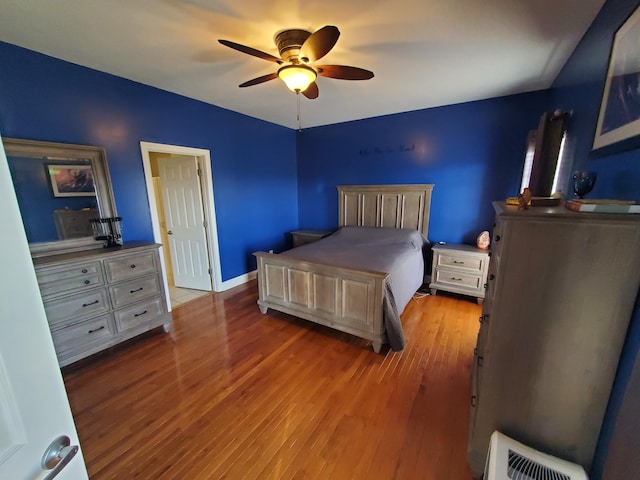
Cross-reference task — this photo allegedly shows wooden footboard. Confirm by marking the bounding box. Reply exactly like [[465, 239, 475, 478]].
[[254, 251, 388, 353]]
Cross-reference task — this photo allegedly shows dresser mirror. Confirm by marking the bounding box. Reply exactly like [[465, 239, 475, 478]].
[[3, 137, 118, 257]]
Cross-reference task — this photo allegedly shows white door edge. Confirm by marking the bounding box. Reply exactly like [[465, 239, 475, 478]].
[[140, 142, 222, 296]]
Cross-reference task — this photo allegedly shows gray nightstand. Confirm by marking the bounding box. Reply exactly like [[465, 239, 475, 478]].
[[429, 243, 490, 304], [290, 229, 333, 247]]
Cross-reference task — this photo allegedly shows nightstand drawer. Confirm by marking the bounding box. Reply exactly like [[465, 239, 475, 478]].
[[436, 253, 485, 272], [434, 269, 484, 290]]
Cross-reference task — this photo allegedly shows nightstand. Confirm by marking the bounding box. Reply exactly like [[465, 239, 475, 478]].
[[290, 229, 333, 247], [429, 243, 489, 304]]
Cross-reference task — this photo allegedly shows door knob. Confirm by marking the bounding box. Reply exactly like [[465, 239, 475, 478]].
[[41, 435, 79, 480], [167, 230, 174, 235]]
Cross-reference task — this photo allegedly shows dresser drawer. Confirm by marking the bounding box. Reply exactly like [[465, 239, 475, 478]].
[[114, 296, 165, 332], [436, 253, 485, 273], [434, 269, 483, 290], [37, 261, 104, 297], [51, 314, 115, 354], [109, 274, 161, 308], [44, 288, 110, 326], [104, 251, 157, 283]]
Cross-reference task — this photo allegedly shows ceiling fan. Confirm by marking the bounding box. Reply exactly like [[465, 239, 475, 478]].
[[218, 25, 374, 99]]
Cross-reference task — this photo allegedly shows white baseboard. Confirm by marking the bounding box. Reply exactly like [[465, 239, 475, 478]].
[[219, 270, 257, 291]]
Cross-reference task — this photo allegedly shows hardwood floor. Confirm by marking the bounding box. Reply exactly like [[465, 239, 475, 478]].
[[62, 282, 481, 479]]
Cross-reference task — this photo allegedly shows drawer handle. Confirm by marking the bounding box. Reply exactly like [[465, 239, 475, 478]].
[[450, 277, 463, 281], [489, 274, 495, 280], [82, 300, 99, 307], [477, 356, 483, 366], [494, 235, 501, 242], [134, 310, 148, 317], [84, 280, 91, 285], [130, 287, 144, 293], [471, 395, 477, 407], [130, 264, 136, 269], [88, 326, 105, 334], [81, 268, 88, 274], [452, 260, 465, 265]]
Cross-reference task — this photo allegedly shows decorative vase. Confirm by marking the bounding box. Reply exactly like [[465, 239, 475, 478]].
[[572, 171, 597, 199]]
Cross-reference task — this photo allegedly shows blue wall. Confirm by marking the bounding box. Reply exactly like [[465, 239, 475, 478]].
[[0, 41, 298, 281], [297, 91, 551, 244], [550, 0, 640, 478], [2, 1, 640, 472]]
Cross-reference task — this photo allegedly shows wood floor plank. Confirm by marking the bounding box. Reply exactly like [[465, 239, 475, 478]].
[[62, 283, 480, 479]]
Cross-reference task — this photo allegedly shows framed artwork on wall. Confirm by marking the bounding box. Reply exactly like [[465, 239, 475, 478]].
[[46, 164, 96, 197], [593, 5, 640, 151]]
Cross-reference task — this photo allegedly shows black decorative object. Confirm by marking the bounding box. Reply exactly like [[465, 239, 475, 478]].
[[90, 217, 123, 248], [572, 171, 597, 199]]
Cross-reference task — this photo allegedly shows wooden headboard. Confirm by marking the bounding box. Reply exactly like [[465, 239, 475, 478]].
[[337, 184, 434, 239]]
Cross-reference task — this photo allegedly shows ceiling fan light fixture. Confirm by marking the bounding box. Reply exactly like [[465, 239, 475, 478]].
[[277, 64, 317, 93]]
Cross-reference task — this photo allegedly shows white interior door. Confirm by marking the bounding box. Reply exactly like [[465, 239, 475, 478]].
[[158, 155, 212, 291], [0, 137, 88, 479]]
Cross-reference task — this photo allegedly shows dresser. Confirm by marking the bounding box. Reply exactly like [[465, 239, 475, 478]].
[[33, 242, 172, 367], [429, 243, 489, 304], [467, 202, 640, 478]]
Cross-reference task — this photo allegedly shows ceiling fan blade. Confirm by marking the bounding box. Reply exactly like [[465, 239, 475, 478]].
[[299, 25, 340, 63], [218, 39, 282, 64], [239, 72, 278, 88], [302, 82, 319, 99], [317, 65, 374, 80]]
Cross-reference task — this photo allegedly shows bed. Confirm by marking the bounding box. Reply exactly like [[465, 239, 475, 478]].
[[254, 184, 434, 353]]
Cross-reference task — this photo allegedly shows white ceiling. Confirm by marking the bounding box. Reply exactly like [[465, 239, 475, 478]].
[[0, 0, 605, 130]]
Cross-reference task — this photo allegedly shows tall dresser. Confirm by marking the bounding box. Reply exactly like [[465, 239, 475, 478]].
[[467, 202, 640, 478], [32, 242, 172, 367]]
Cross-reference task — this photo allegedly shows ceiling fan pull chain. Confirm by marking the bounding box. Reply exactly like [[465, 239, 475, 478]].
[[297, 93, 302, 131]]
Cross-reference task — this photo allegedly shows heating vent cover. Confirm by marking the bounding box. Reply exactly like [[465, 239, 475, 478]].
[[484, 431, 587, 480], [508, 449, 570, 480]]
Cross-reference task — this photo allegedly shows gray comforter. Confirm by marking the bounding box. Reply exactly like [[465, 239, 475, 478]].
[[281, 226, 428, 350]]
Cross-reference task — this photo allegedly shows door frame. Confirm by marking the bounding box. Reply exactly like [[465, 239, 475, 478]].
[[140, 142, 222, 295]]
